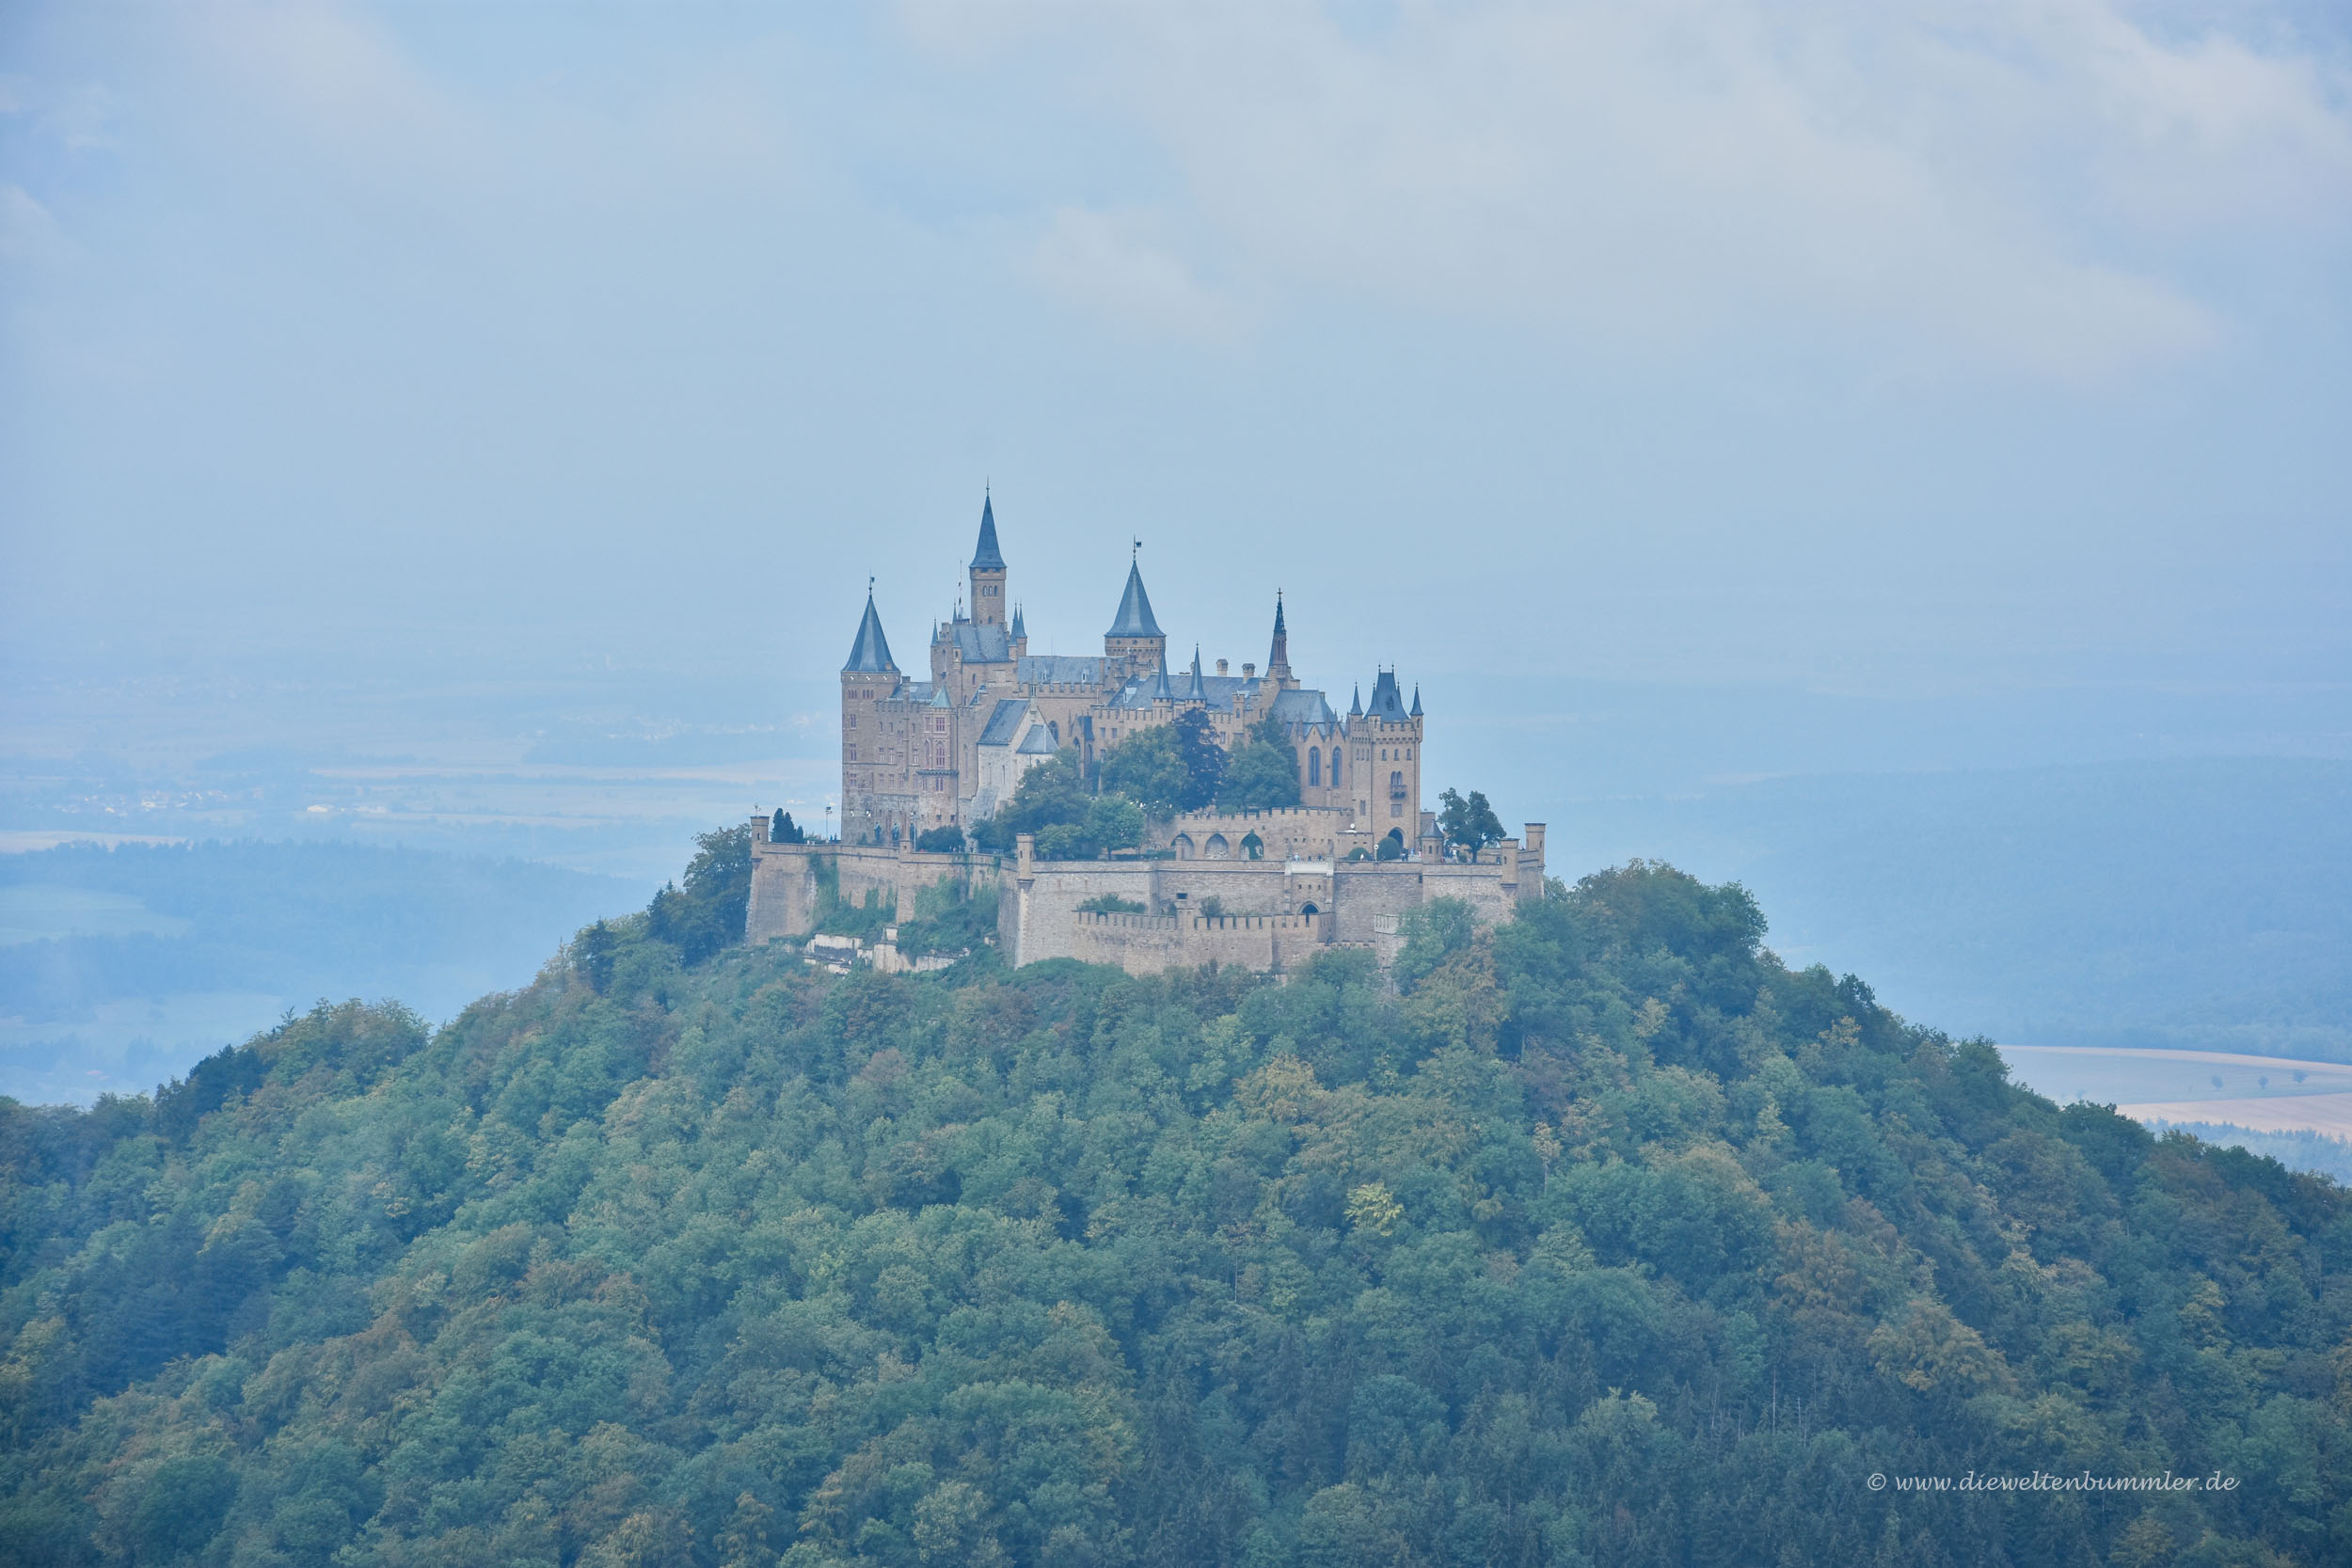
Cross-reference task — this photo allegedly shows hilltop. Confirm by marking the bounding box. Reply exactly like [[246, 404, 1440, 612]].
[[3, 862, 2347, 1566]]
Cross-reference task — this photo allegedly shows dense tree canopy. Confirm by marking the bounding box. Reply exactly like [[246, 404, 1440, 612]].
[[1217, 717, 1303, 816], [1097, 727, 1191, 820], [1170, 710, 1225, 813], [974, 749, 1144, 861], [644, 825, 754, 966], [3, 861, 2348, 1567]]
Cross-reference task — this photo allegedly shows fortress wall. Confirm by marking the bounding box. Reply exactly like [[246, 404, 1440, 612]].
[[755, 822, 1546, 973], [1327, 864, 1428, 947], [746, 833, 999, 943], [1161, 805, 1354, 861], [746, 843, 822, 942], [998, 863, 1158, 967], [1045, 910, 1332, 974]]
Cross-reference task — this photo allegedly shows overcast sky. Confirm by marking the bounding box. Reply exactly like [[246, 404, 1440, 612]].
[[5, 1, 2348, 712]]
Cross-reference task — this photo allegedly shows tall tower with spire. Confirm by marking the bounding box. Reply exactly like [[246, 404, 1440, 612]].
[[1265, 593, 1293, 689], [1104, 541, 1167, 673], [969, 492, 1008, 628], [840, 583, 907, 844]]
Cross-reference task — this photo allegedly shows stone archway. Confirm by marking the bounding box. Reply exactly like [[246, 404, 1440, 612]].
[[1205, 833, 1231, 860], [1241, 832, 1263, 860], [1173, 833, 1194, 859], [1300, 901, 1319, 915]]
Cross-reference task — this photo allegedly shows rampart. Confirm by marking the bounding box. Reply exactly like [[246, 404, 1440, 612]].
[[745, 814, 1547, 978], [744, 822, 999, 944]]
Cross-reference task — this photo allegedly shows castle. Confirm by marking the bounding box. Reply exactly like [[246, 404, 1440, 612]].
[[747, 496, 1544, 974], [840, 494, 1430, 856]]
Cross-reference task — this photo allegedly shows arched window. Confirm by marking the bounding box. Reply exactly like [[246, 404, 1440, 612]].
[[1308, 749, 1321, 785], [1330, 748, 1342, 785], [1173, 833, 1195, 859], [1241, 832, 1263, 860], [1206, 833, 1231, 860], [1390, 769, 1406, 800]]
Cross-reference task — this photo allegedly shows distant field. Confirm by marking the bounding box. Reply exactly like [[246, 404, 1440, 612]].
[[2000, 1043, 2352, 1180], [1999, 1043, 2352, 1106]]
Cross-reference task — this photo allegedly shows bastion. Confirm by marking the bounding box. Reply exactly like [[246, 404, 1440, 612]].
[[744, 816, 1546, 978]]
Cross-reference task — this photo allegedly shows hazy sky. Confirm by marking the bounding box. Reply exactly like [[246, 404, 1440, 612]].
[[5, 1, 2349, 708]]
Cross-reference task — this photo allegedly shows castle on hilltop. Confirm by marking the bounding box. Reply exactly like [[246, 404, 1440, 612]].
[[839, 495, 1429, 856], [746, 495, 1544, 976]]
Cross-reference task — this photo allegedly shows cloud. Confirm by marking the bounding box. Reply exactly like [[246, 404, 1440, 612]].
[[913, 0, 2351, 376], [1023, 206, 1243, 341]]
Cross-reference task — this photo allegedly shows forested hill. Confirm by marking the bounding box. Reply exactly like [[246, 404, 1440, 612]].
[[4, 865, 2348, 1567]]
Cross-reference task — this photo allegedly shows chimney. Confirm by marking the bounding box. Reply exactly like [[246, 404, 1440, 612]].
[[1216, 658, 1229, 676], [1243, 663, 1255, 678]]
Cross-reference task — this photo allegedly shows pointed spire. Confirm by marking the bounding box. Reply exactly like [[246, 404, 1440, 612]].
[[1106, 557, 1164, 638], [1409, 684, 1422, 716], [1349, 683, 1362, 716], [843, 586, 898, 673], [1267, 590, 1292, 683], [1152, 661, 1174, 703], [1185, 645, 1207, 701], [1010, 602, 1026, 640], [971, 491, 1005, 571]]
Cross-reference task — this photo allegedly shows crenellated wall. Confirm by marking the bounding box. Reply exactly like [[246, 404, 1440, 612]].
[[744, 821, 999, 943], [747, 815, 1547, 976]]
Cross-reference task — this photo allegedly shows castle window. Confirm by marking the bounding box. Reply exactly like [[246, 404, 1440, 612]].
[[1390, 769, 1405, 800], [1308, 749, 1320, 785], [848, 746, 858, 761]]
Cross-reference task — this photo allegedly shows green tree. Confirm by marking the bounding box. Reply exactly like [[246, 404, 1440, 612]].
[[573, 919, 619, 993], [1099, 724, 1190, 817], [1437, 787, 1504, 862], [1217, 716, 1302, 814], [644, 823, 753, 963], [1172, 709, 1226, 811], [974, 746, 1089, 850], [914, 824, 966, 853], [8, 859, 2352, 1568], [770, 808, 805, 844]]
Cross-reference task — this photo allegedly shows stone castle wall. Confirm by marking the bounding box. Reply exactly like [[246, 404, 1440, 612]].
[[747, 815, 1547, 977], [745, 824, 999, 944]]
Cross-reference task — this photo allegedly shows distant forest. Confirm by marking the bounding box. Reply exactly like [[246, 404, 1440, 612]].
[[3, 861, 2347, 1565]]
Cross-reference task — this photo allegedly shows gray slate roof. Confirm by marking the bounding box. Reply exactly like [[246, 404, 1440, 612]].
[[1017, 655, 1104, 686], [945, 622, 1014, 663], [971, 495, 1005, 570], [843, 594, 898, 673], [1270, 688, 1339, 731], [1366, 670, 1409, 721], [977, 698, 1029, 747], [1105, 562, 1164, 638], [1017, 725, 1060, 755]]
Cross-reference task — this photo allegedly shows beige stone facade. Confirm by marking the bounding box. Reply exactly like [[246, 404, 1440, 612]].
[[743, 820, 1548, 978]]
